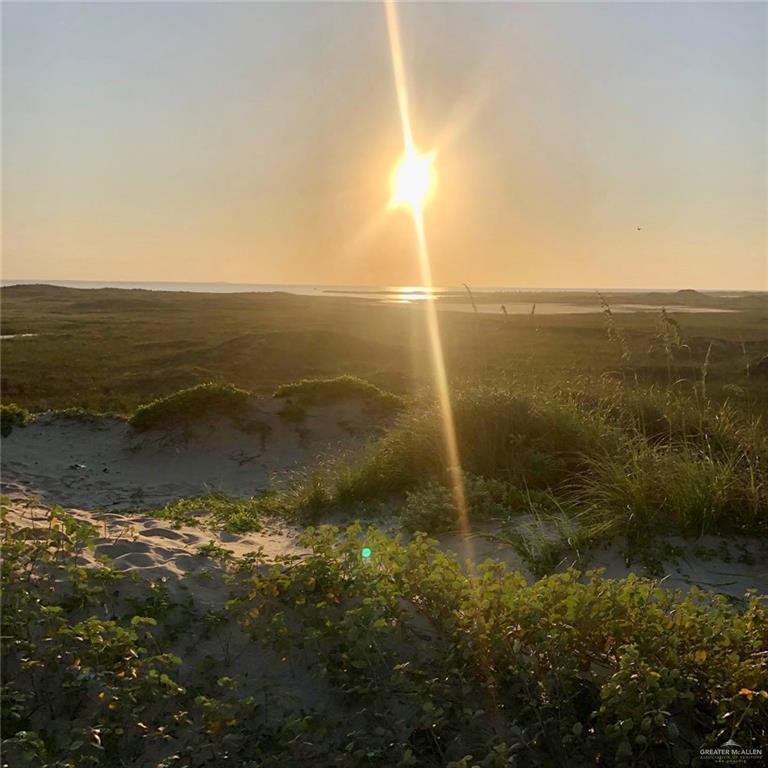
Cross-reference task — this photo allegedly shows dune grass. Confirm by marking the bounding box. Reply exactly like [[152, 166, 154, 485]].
[[273, 375, 404, 413], [128, 383, 255, 433], [214, 381, 767, 575], [0, 403, 31, 437]]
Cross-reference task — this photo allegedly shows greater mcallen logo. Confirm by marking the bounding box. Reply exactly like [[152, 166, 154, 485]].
[[700, 739, 763, 764]]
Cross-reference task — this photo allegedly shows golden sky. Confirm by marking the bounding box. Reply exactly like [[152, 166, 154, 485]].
[[3, 2, 766, 289]]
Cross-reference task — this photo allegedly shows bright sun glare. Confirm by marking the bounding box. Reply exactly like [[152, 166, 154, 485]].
[[390, 149, 436, 211]]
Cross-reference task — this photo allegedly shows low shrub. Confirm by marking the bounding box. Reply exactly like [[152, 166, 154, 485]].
[[0, 403, 31, 437], [235, 526, 768, 766], [273, 375, 403, 413], [129, 383, 254, 433]]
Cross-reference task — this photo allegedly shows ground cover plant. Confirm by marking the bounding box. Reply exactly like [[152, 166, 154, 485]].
[[2, 509, 766, 767], [148, 493, 268, 533]]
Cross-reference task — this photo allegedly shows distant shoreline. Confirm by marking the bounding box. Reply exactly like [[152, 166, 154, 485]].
[[1, 279, 764, 297], [2, 281, 762, 315]]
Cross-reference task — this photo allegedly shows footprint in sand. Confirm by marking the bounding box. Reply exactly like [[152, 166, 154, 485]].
[[142, 527, 186, 541], [111, 551, 157, 569], [94, 540, 152, 558], [174, 554, 209, 572], [92, 513, 129, 524]]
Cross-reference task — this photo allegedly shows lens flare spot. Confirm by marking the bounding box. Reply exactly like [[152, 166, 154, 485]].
[[361, 547, 372, 559]]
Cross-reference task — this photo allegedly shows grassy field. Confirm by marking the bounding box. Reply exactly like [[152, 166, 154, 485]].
[[2, 284, 767, 413]]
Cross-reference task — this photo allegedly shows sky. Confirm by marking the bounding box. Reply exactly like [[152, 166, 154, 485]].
[[2, 1, 766, 290]]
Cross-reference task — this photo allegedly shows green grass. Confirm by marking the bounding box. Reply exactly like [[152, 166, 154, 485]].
[[214, 381, 767, 571], [128, 383, 255, 433], [150, 493, 268, 532], [3, 284, 766, 414], [273, 374, 404, 413]]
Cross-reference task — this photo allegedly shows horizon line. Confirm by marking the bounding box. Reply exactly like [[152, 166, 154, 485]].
[[1, 279, 765, 294]]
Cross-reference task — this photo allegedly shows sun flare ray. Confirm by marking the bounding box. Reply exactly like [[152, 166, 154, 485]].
[[384, 0, 472, 551]]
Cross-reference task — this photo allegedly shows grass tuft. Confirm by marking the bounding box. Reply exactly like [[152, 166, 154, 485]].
[[128, 383, 254, 433], [273, 375, 403, 413], [0, 403, 31, 437]]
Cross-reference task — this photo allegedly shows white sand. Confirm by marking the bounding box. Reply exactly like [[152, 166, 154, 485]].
[[5, 498, 304, 607], [1, 398, 385, 509]]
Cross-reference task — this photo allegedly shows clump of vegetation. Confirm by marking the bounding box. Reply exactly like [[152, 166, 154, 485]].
[[151, 493, 267, 533], [196, 540, 234, 561], [335, 387, 621, 504], [236, 526, 768, 766], [273, 375, 403, 413], [150, 480, 337, 532], [584, 443, 766, 541], [129, 383, 255, 433], [400, 473, 553, 533], [3, 509, 766, 767], [0, 403, 31, 437]]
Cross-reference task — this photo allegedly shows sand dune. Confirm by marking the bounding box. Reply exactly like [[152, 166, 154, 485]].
[[3, 396, 766, 603], [1, 398, 385, 509]]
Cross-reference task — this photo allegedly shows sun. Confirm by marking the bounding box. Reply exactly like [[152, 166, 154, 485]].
[[390, 148, 436, 211]]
